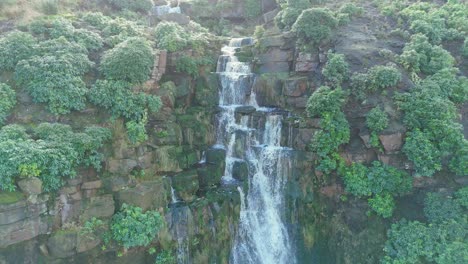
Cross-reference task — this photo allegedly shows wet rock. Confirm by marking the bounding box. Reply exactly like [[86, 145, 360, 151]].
[[232, 160, 248, 181], [379, 132, 404, 154], [206, 147, 226, 167], [154, 122, 182, 146], [235, 106, 256, 115], [198, 164, 223, 188], [294, 128, 316, 151], [17, 178, 42, 195], [194, 74, 219, 107], [283, 77, 308, 97], [47, 231, 77, 258], [81, 195, 115, 221], [117, 181, 167, 210], [172, 170, 199, 202]]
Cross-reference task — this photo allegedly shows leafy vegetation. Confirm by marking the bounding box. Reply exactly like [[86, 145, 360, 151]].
[[100, 37, 153, 84], [0, 83, 16, 126], [0, 31, 36, 71], [111, 204, 164, 249], [322, 53, 349, 87], [306, 86, 346, 118], [292, 8, 338, 48], [351, 65, 401, 100], [109, 0, 152, 13], [0, 123, 110, 191]]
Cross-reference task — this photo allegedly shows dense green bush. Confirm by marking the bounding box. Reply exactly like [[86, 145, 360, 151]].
[[322, 53, 349, 87], [0, 31, 36, 71], [0, 123, 110, 191], [424, 193, 463, 223], [339, 3, 364, 18], [292, 8, 338, 47], [366, 108, 388, 133], [306, 86, 346, 118], [424, 68, 468, 104], [0, 83, 16, 126], [403, 129, 442, 177], [341, 161, 412, 218], [275, 8, 303, 30], [126, 114, 148, 145], [367, 65, 401, 91], [154, 22, 189, 52], [111, 204, 164, 249], [463, 38, 468, 57], [399, 34, 455, 75], [100, 37, 153, 83], [244, 0, 262, 19], [15, 38, 93, 115], [109, 0, 152, 13]]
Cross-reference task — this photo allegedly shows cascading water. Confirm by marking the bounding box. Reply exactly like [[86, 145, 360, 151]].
[[214, 38, 295, 264]]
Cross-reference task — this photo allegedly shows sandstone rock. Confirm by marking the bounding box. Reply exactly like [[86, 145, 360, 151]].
[[138, 153, 153, 169], [81, 180, 102, 190], [0, 216, 50, 248], [259, 35, 284, 48], [320, 184, 344, 198], [17, 178, 42, 195], [76, 233, 101, 253], [262, 0, 277, 12], [0, 199, 27, 225], [60, 186, 79, 195], [295, 52, 319, 72], [379, 132, 404, 153], [117, 181, 167, 210], [107, 159, 138, 174], [258, 49, 292, 63], [286, 97, 308, 109], [258, 62, 290, 73], [283, 77, 308, 97], [81, 195, 114, 221], [47, 231, 77, 258], [294, 128, 316, 151], [358, 130, 372, 148]]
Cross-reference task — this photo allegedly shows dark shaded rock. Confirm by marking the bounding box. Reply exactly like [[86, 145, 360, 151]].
[[47, 231, 77, 258], [117, 181, 167, 210], [235, 106, 256, 115], [172, 170, 199, 202], [294, 128, 316, 151], [258, 62, 290, 73], [283, 77, 308, 97], [258, 49, 292, 63], [81, 195, 115, 221], [286, 97, 308, 109], [198, 164, 223, 188], [259, 35, 284, 48], [232, 160, 248, 181], [206, 147, 226, 166]]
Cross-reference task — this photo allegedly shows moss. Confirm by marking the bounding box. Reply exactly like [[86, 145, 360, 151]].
[[0, 191, 25, 204]]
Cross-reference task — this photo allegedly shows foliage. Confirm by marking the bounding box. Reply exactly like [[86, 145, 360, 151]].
[[463, 38, 468, 57], [322, 53, 349, 87], [0, 83, 16, 126], [154, 22, 190, 52], [424, 68, 468, 104], [0, 123, 110, 192], [175, 56, 213, 78], [126, 114, 148, 145], [244, 0, 262, 19], [100, 37, 153, 84], [155, 250, 176, 264], [366, 108, 388, 133], [0, 31, 36, 71], [89, 80, 161, 121], [341, 162, 371, 197], [109, 0, 152, 13], [339, 3, 364, 18], [398, 34, 455, 75], [424, 192, 463, 223], [15, 37, 93, 115], [275, 8, 303, 30], [368, 193, 395, 218], [292, 8, 338, 47], [111, 204, 164, 249], [306, 86, 346, 118], [402, 129, 442, 177], [80, 217, 105, 236], [455, 187, 468, 208], [367, 65, 401, 91], [40, 0, 59, 15]]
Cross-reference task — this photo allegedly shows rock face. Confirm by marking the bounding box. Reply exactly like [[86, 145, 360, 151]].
[[379, 132, 404, 154], [17, 178, 42, 195]]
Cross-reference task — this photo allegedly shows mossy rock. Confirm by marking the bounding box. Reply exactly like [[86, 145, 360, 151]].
[[0, 191, 25, 205]]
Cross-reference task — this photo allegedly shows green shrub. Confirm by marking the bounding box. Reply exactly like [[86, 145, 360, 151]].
[[126, 114, 148, 145], [292, 8, 338, 47], [463, 38, 468, 57], [424, 193, 463, 223], [341, 162, 371, 197], [100, 37, 153, 83], [449, 141, 468, 177], [455, 187, 468, 208], [367, 65, 401, 91], [339, 3, 364, 18], [275, 8, 303, 30], [111, 204, 164, 249], [368, 193, 395, 218], [0, 83, 16, 126], [244, 0, 262, 19], [15, 38, 93, 115], [322, 53, 349, 87], [154, 22, 189, 52], [306, 86, 346, 118], [0, 123, 110, 191], [0, 31, 36, 71], [424, 68, 468, 104], [81, 12, 111, 30], [175, 56, 213, 78], [403, 129, 442, 177], [399, 34, 455, 75], [40, 0, 59, 15], [109, 0, 152, 13], [366, 108, 389, 133], [155, 250, 176, 264]]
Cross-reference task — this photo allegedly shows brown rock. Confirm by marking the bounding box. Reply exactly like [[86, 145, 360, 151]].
[[81, 180, 102, 190], [283, 77, 308, 97], [295, 52, 318, 72], [17, 178, 42, 195], [379, 133, 404, 153]]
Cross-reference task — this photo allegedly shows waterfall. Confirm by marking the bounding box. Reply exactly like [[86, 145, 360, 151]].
[[214, 38, 295, 264]]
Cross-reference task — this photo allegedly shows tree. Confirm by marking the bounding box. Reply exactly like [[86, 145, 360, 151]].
[[292, 8, 338, 47], [322, 53, 349, 87], [0, 83, 16, 126], [100, 37, 153, 83]]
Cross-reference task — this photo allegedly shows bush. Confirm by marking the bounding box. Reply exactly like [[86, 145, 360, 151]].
[[126, 114, 148, 145], [366, 108, 389, 133], [154, 22, 189, 52], [15, 37, 93, 115], [109, 0, 152, 13], [368, 193, 395, 218], [339, 3, 364, 18], [100, 37, 153, 83], [0, 123, 110, 191], [306, 86, 346, 118], [399, 34, 455, 75], [275, 8, 303, 30], [322, 53, 349, 87], [341, 162, 371, 197], [367, 65, 401, 91], [0, 83, 16, 126], [424, 193, 463, 223], [292, 8, 338, 47], [463, 38, 468, 57], [111, 204, 164, 249], [403, 129, 442, 177], [424, 68, 468, 104], [40, 0, 59, 15], [0, 31, 36, 71], [244, 0, 262, 19]]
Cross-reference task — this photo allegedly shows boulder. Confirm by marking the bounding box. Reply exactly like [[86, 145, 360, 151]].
[[294, 128, 316, 151], [198, 164, 223, 189], [283, 77, 308, 97], [76, 233, 101, 253], [0, 216, 50, 248], [117, 181, 167, 210], [0, 199, 27, 225], [172, 170, 199, 202], [379, 132, 404, 154], [17, 178, 42, 195], [47, 231, 77, 258], [295, 52, 319, 72], [81, 195, 115, 221]]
